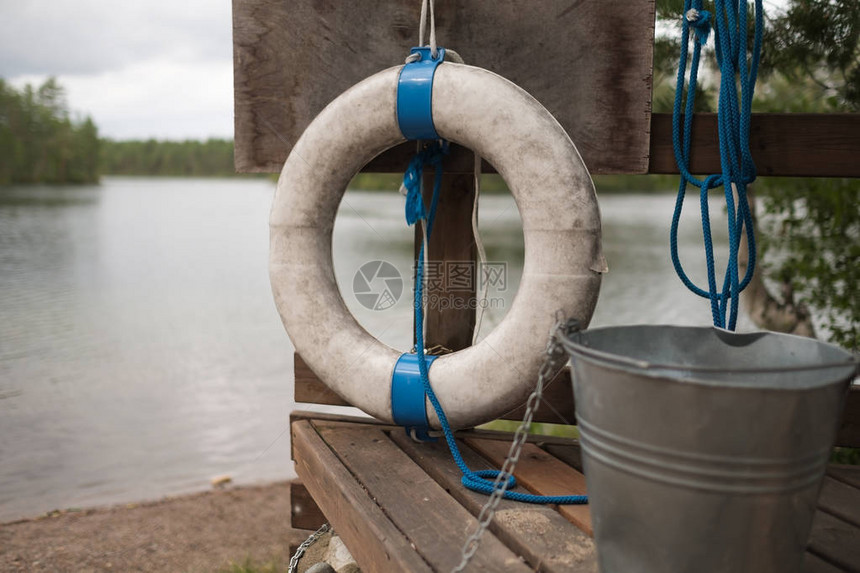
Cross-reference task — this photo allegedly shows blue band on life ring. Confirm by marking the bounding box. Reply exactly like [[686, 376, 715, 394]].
[[396, 47, 446, 140], [391, 352, 438, 441]]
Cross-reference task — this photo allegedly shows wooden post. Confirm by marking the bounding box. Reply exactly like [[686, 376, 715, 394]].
[[417, 166, 477, 352]]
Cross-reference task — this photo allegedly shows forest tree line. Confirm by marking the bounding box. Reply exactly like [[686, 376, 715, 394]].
[[100, 137, 237, 177], [0, 78, 100, 185], [0, 78, 239, 183]]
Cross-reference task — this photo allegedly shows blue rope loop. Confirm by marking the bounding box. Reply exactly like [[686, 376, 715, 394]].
[[671, 0, 763, 330], [402, 140, 448, 232], [402, 142, 587, 505]]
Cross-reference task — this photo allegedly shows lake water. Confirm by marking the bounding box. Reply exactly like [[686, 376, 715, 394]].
[[0, 176, 750, 522]]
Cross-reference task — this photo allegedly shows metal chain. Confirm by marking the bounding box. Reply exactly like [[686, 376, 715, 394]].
[[453, 315, 581, 572], [288, 523, 332, 573]]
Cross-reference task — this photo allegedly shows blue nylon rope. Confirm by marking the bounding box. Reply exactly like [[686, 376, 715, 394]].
[[403, 141, 587, 505], [670, 0, 762, 330]]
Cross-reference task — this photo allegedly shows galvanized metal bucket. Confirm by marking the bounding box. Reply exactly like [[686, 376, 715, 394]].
[[561, 325, 858, 573]]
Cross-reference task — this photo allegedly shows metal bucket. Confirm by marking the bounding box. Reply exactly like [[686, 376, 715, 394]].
[[561, 325, 857, 573]]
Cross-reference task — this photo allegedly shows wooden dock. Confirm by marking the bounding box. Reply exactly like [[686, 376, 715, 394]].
[[290, 410, 860, 573], [232, 2, 860, 571]]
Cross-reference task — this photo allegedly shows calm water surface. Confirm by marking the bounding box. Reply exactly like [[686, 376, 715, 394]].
[[0, 176, 748, 521]]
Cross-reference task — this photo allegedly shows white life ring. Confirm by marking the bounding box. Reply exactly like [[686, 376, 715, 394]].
[[270, 63, 605, 429]]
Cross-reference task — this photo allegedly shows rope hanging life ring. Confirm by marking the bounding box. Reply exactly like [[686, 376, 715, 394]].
[[270, 61, 606, 430]]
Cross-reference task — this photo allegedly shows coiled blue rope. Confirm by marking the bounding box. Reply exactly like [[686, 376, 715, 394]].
[[671, 0, 763, 330], [404, 141, 587, 505]]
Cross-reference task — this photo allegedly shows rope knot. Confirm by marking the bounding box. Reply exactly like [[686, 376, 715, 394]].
[[685, 8, 712, 46], [401, 141, 448, 227]]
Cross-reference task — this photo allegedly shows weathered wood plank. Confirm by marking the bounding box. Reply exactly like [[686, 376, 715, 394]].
[[648, 113, 860, 178], [291, 407, 587, 450], [837, 389, 860, 448], [818, 476, 860, 529], [465, 437, 592, 536], [460, 427, 585, 447], [295, 357, 860, 446], [291, 420, 434, 573], [290, 409, 376, 427], [314, 420, 533, 572], [542, 443, 584, 473], [290, 481, 326, 531], [827, 465, 860, 490], [502, 368, 577, 425], [294, 358, 575, 423], [807, 511, 860, 573], [422, 172, 477, 351], [295, 351, 578, 423], [391, 430, 597, 573], [805, 553, 849, 573], [293, 353, 340, 405], [233, 0, 655, 175]]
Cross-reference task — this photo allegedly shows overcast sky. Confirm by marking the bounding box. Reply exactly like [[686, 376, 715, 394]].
[[1, 1, 791, 142], [0, 1, 234, 140]]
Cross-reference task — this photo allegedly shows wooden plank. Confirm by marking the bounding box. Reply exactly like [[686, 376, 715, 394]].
[[390, 430, 597, 573], [422, 172, 477, 351], [465, 437, 592, 536], [314, 420, 533, 573], [294, 353, 580, 424], [290, 409, 377, 427], [233, 0, 655, 175], [502, 368, 577, 425], [827, 465, 860, 490], [459, 426, 585, 447], [836, 388, 860, 448], [805, 553, 849, 573], [807, 511, 860, 573], [291, 408, 587, 459], [542, 443, 584, 473], [648, 113, 860, 178], [294, 352, 342, 405], [291, 420, 434, 573], [290, 409, 580, 447], [290, 481, 326, 531], [818, 476, 860, 529], [296, 357, 860, 447]]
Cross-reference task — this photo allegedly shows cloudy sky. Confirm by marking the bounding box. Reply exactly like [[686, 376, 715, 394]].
[[1, 1, 791, 142], [0, 1, 234, 140]]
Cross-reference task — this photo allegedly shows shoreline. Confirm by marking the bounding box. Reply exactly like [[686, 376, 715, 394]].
[[0, 480, 307, 572]]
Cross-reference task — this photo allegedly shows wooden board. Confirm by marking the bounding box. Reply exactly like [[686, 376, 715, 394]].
[[314, 420, 533, 572], [290, 481, 327, 531], [805, 553, 849, 573], [648, 113, 860, 178], [465, 437, 592, 536], [818, 476, 860, 529], [542, 443, 584, 473], [291, 413, 860, 573], [391, 430, 597, 573], [807, 511, 860, 573], [292, 420, 434, 573], [295, 355, 860, 447], [233, 0, 655, 175], [828, 465, 860, 491], [295, 351, 578, 423], [501, 368, 578, 425], [837, 389, 860, 448]]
